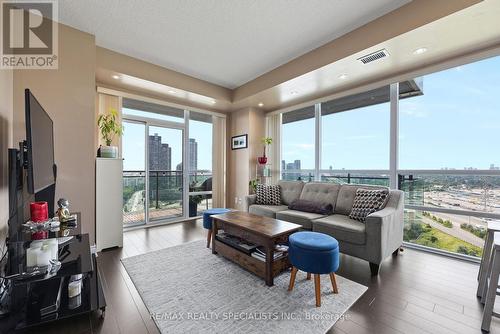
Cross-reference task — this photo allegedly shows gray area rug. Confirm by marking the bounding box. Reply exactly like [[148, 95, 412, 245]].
[[121, 240, 367, 334]]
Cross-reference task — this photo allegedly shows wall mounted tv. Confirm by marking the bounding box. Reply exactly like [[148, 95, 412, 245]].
[[24, 88, 56, 194]]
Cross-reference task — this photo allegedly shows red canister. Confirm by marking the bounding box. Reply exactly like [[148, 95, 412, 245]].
[[30, 202, 48, 240], [30, 202, 48, 222]]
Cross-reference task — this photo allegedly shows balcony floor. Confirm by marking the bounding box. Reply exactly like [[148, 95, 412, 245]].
[[22, 220, 500, 334]]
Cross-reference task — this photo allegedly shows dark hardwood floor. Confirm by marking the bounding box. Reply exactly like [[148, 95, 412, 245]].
[[16, 220, 500, 333]]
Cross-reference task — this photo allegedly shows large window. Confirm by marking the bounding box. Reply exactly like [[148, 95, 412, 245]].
[[281, 106, 315, 181], [122, 98, 218, 226], [278, 55, 500, 259], [398, 56, 500, 257], [399, 57, 500, 170], [188, 111, 213, 217], [321, 89, 390, 171], [122, 121, 146, 226]]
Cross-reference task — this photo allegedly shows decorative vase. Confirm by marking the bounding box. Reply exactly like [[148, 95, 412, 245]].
[[258, 156, 267, 164], [100, 145, 118, 158]]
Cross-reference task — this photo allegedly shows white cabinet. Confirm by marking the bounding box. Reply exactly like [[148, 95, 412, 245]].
[[96, 158, 123, 252]]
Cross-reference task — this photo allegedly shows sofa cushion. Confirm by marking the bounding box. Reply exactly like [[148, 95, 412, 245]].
[[288, 199, 333, 215], [349, 188, 390, 223], [335, 185, 387, 215], [276, 210, 327, 229], [278, 180, 304, 205], [255, 184, 281, 205], [249, 204, 288, 218], [312, 214, 366, 245], [298, 183, 340, 210]]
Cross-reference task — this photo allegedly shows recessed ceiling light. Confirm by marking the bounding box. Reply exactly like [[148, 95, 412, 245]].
[[338, 74, 348, 80], [112, 75, 120, 80], [168, 90, 176, 94], [413, 47, 427, 55], [258, 102, 264, 107], [290, 91, 299, 95]]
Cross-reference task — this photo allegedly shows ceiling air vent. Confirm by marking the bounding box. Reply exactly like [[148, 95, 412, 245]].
[[357, 49, 389, 64]]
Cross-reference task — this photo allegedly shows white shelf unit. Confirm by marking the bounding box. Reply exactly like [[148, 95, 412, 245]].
[[96, 158, 123, 252]]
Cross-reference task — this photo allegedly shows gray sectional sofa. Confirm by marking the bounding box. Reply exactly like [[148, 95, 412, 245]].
[[245, 180, 404, 275]]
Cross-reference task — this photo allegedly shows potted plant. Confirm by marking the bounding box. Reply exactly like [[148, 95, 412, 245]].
[[258, 137, 272, 164], [189, 195, 203, 217], [97, 108, 123, 158], [249, 179, 259, 194]]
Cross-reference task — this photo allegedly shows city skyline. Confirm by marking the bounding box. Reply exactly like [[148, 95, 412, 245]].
[[149, 133, 172, 171], [149, 133, 199, 171], [122, 112, 213, 172]]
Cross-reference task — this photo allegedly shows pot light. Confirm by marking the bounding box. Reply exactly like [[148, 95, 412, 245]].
[[290, 90, 299, 95], [258, 102, 264, 107], [112, 75, 120, 80], [168, 90, 176, 94], [413, 47, 427, 55], [338, 73, 348, 80]]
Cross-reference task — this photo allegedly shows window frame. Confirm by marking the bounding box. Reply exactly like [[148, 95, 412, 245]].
[[277, 77, 500, 261]]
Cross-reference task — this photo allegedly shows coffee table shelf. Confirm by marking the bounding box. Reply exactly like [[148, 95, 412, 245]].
[[211, 211, 301, 286]]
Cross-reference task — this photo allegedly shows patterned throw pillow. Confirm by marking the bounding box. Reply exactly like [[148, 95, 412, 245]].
[[255, 184, 282, 205], [349, 188, 389, 223]]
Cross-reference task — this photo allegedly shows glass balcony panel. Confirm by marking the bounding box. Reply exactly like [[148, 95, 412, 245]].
[[404, 209, 486, 258], [148, 170, 183, 221], [123, 171, 146, 226], [399, 174, 500, 215], [320, 172, 390, 187], [281, 170, 316, 182]]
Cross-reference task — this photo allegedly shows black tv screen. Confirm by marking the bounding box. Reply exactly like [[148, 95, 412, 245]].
[[25, 89, 55, 194]]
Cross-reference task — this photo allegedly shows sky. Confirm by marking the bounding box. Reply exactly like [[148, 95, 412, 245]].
[[282, 55, 500, 170], [122, 109, 212, 171]]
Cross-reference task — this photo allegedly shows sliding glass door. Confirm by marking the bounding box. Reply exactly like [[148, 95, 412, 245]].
[[122, 99, 186, 226], [122, 120, 147, 227], [121, 97, 222, 227], [148, 125, 184, 222]]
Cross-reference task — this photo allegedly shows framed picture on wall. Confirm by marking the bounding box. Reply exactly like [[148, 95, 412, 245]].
[[231, 134, 248, 150]]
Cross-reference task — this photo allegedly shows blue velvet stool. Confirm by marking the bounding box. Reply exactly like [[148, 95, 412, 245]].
[[287, 231, 340, 307], [203, 208, 230, 248]]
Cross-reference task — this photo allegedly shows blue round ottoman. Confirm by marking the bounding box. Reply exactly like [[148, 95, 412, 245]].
[[203, 208, 230, 248], [287, 231, 340, 307]]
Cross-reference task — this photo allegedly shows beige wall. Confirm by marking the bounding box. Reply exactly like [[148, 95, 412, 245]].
[[13, 24, 97, 242], [227, 107, 265, 210], [0, 69, 13, 247]]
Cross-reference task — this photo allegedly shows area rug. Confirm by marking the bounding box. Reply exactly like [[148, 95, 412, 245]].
[[121, 240, 367, 334]]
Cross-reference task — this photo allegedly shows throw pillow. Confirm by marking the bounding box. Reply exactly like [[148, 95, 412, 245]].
[[288, 199, 333, 215], [349, 188, 389, 223], [255, 184, 281, 206]]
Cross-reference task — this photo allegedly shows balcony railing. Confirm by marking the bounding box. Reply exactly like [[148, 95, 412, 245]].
[[281, 169, 500, 259], [123, 170, 213, 226]]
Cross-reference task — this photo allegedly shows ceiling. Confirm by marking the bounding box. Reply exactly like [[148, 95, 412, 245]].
[[58, 0, 410, 89], [232, 0, 500, 111]]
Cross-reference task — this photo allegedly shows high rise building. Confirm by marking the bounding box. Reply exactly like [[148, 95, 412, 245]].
[[189, 138, 198, 171], [293, 160, 301, 170], [148, 133, 171, 171]]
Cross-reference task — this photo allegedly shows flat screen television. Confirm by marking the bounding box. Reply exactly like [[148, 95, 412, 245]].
[[24, 89, 56, 195]]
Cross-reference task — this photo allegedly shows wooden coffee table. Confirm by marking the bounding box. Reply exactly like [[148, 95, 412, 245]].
[[211, 211, 301, 286]]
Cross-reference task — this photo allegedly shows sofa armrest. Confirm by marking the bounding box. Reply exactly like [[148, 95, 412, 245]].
[[245, 195, 257, 212], [364, 190, 405, 264]]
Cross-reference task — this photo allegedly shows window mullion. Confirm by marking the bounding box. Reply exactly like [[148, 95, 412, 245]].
[[315, 103, 321, 181]]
